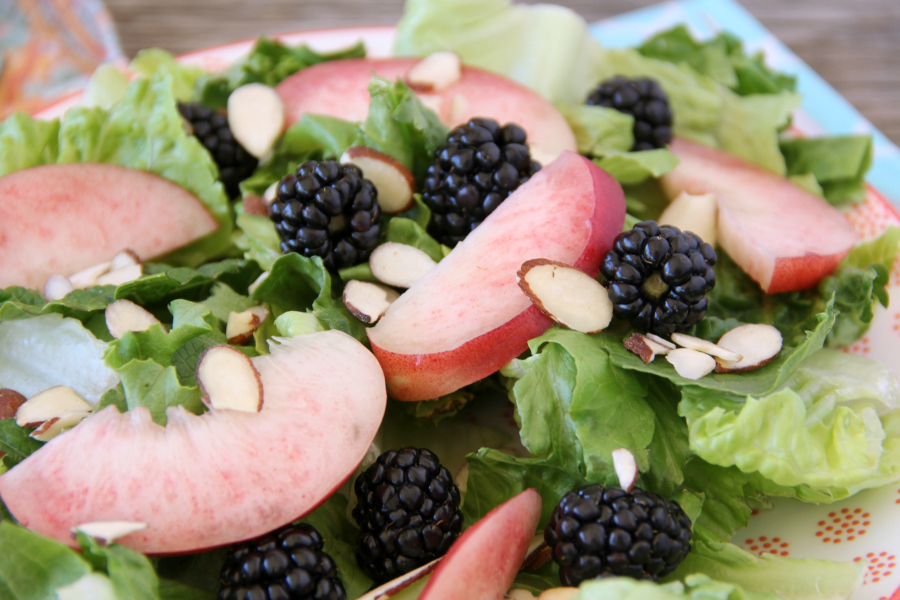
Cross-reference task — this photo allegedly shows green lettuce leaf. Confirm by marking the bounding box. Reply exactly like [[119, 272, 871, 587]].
[[0, 419, 43, 470], [574, 574, 775, 600], [76, 532, 160, 600], [82, 64, 131, 110], [274, 311, 326, 337], [0, 113, 60, 174], [780, 135, 873, 205], [681, 460, 764, 541], [234, 212, 283, 271], [130, 49, 206, 102], [117, 359, 204, 426], [0, 285, 115, 327], [197, 37, 366, 108], [594, 150, 680, 185], [0, 521, 92, 600], [558, 103, 634, 156]]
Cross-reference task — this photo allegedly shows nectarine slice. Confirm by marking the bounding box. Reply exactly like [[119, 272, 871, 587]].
[[0, 330, 387, 554], [367, 151, 625, 401], [0, 163, 219, 290]]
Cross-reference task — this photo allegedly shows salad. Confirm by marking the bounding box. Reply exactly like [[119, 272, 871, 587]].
[[0, 0, 897, 598]]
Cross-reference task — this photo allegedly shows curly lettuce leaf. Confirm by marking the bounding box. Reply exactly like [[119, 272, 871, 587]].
[[780, 135, 873, 205], [0, 112, 60, 174], [130, 49, 206, 102]]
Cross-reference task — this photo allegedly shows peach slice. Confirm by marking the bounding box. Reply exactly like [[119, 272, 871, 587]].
[[661, 138, 858, 293], [0, 163, 218, 290], [367, 151, 625, 401], [418, 488, 542, 600], [275, 58, 577, 163], [0, 330, 387, 554]]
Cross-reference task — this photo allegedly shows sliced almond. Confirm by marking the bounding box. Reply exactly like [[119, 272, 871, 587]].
[[15, 386, 92, 428], [624, 333, 670, 364], [666, 348, 716, 380], [521, 535, 551, 572], [527, 144, 555, 169], [68, 262, 111, 289], [73, 521, 148, 545], [343, 280, 401, 324], [671, 332, 742, 362], [43, 274, 74, 301], [105, 299, 163, 339], [263, 181, 279, 205], [30, 411, 90, 442], [714, 324, 783, 373], [341, 147, 416, 214], [226, 306, 270, 345], [109, 249, 141, 272], [96, 263, 143, 287], [417, 93, 444, 115], [248, 271, 270, 295], [517, 259, 612, 334], [645, 333, 676, 350], [196, 345, 264, 413], [369, 242, 437, 289], [612, 448, 638, 492], [405, 51, 462, 92], [660, 191, 718, 246], [227, 83, 285, 159], [449, 94, 469, 123], [357, 558, 441, 600], [0, 389, 27, 420]]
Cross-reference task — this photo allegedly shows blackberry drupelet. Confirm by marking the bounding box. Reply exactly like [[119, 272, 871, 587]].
[[218, 522, 346, 600], [421, 117, 541, 246], [353, 447, 463, 583], [268, 160, 382, 271], [178, 102, 258, 199], [601, 220, 717, 336], [545, 484, 693, 585], [586, 77, 673, 151]]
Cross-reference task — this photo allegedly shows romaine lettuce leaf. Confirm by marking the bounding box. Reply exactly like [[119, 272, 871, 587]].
[[780, 135, 873, 205]]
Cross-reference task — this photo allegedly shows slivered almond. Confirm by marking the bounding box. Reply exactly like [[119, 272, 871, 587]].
[[369, 242, 437, 288], [68, 262, 111, 289], [624, 333, 670, 364], [343, 280, 401, 324], [646, 333, 676, 350], [714, 324, 783, 373], [671, 332, 742, 362], [109, 249, 141, 271], [248, 271, 270, 295], [341, 147, 416, 214], [43, 275, 73, 301], [30, 411, 90, 442], [612, 448, 638, 492], [196, 346, 263, 413], [96, 263, 143, 287], [227, 83, 285, 159], [226, 306, 270, 345], [73, 521, 148, 545], [15, 386, 91, 428], [517, 259, 612, 334], [666, 348, 716, 380], [105, 299, 163, 339], [405, 51, 461, 92]]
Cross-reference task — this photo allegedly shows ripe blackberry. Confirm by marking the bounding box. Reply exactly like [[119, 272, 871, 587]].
[[178, 102, 258, 199], [268, 160, 382, 271], [218, 522, 346, 600], [545, 484, 692, 585], [422, 118, 541, 246], [586, 77, 673, 151], [352, 447, 463, 583], [601, 221, 717, 336]]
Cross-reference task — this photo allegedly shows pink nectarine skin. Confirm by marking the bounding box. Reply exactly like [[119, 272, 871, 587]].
[[0, 163, 219, 290], [0, 331, 387, 554], [661, 138, 858, 294], [368, 152, 625, 401], [275, 58, 577, 161], [418, 488, 542, 600]]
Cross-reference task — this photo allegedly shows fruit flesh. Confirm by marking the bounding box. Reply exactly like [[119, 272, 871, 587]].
[[367, 151, 625, 401], [661, 138, 858, 293], [0, 331, 387, 554], [418, 488, 542, 600], [275, 58, 577, 162], [0, 163, 219, 290]]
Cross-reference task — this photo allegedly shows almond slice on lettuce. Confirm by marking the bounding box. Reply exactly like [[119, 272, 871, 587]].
[[343, 280, 401, 324], [105, 299, 163, 339], [226, 306, 270, 345], [517, 259, 612, 334], [714, 324, 783, 373], [671, 332, 742, 362], [666, 348, 716, 380], [624, 333, 671, 364], [196, 345, 264, 413]]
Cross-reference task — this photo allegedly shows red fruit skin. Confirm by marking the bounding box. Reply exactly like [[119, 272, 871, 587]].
[[0, 163, 219, 290], [418, 488, 543, 600], [368, 152, 625, 402], [661, 137, 858, 294]]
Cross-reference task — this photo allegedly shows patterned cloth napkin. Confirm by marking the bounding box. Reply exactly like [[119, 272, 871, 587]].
[[0, 0, 123, 119]]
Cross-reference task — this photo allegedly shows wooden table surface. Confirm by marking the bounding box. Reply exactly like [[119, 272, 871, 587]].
[[105, 0, 900, 145]]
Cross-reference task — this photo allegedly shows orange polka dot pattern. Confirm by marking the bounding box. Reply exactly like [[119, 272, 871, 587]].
[[815, 507, 870, 543], [853, 552, 896, 588], [741, 535, 790, 557]]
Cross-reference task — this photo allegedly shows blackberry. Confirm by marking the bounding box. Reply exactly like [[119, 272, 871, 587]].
[[218, 522, 346, 600], [352, 447, 463, 583], [586, 77, 673, 151], [268, 160, 382, 271], [422, 118, 541, 246], [545, 484, 692, 585], [178, 102, 258, 199], [601, 221, 717, 336]]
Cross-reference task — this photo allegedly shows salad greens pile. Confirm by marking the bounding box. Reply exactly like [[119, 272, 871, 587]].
[[0, 0, 896, 598]]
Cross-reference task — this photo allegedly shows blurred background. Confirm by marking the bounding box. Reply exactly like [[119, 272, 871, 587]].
[[2, 0, 898, 143]]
